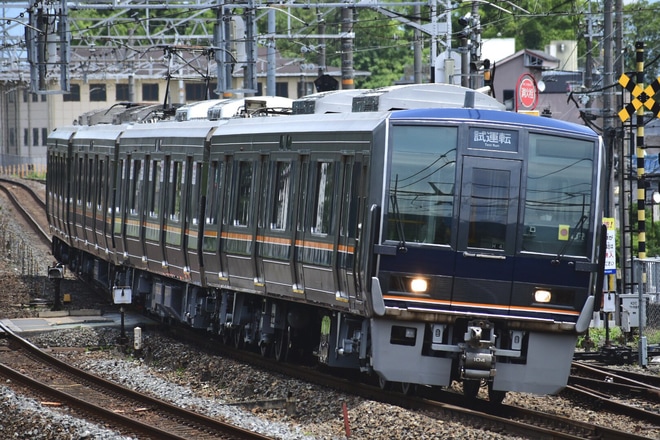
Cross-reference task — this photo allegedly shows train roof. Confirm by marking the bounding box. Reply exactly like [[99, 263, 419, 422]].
[[119, 118, 221, 140], [292, 89, 368, 114], [210, 110, 390, 137], [70, 123, 131, 141], [390, 107, 598, 137], [175, 99, 230, 121], [48, 125, 80, 141], [351, 83, 505, 112]]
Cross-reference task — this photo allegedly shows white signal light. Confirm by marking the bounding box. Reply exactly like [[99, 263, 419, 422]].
[[410, 278, 428, 293], [534, 289, 552, 303]]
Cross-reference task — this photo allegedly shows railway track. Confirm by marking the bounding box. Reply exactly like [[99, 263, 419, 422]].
[[0, 177, 51, 247], [0, 322, 273, 440], [170, 325, 654, 440], [567, 361, 660, 426], [0, 177, 654, 439]]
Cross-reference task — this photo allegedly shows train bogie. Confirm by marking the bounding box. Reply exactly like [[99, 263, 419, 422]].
[[47, 87, 605, 400]]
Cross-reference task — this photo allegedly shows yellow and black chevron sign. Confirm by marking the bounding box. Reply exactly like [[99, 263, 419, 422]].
[[618, 74, 660, 122]]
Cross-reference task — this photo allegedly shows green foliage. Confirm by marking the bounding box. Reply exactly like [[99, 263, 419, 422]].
[[623, 0, 660, 81], [578, 326, 660, 349], [472, 0, 581, 51]]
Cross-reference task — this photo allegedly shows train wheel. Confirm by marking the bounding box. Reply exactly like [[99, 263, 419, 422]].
[[221, 328, 231, 345], [378, 375, 390, 391], [233, 327, 244, 349], [463, 380, 481, 399], [488, 382, 506, 404], [274, 327, 289, 362], [260, 341, 271, 358], [400, 382, 417, 396]]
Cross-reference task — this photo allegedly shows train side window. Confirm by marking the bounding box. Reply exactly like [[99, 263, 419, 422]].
[[312, 161, 335, 235], [271, 161, 292, 230], [233, 161, 253, 227], [206, 161, 224, 226]]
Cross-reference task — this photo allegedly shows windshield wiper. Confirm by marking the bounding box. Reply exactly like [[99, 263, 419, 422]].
[[390, 175, 407, 252], [552, 214, 587, 264]]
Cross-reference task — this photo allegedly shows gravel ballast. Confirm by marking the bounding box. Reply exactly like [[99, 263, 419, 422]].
[[0, 180, 659, 439]]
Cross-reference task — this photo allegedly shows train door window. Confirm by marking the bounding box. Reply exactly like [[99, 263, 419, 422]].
[[96, 159, 107, 211], [233, 161, 253, 227], [387, 125, 457, 245], [206, 161, 224, 226], [130, 159, 143, 216], [190, 161, 201, 225], [115, 158, 125, 214], [76, 157, 83, 206], [297, 158, 310, 232], [97, 159, 105, 211], [312, 161, 335, 235], [467, 168, 509, 249], [149, 159, 161, 218], [339, 157, 357, 238], [169, 160, 183, 222], [523, 134, 593, 256], [271, 161, 292, 230], [86, 157, 94, 208]]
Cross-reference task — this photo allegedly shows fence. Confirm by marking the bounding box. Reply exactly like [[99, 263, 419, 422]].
[[629, 258, 660, 338], [0, 163, 46, 177]]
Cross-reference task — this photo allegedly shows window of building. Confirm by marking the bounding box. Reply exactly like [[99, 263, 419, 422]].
[[275, 82, 289, 98], [63, 84, 81, 102], [116, 84, 130, 101], [33, 128, 39, 146], [90, 84, 107, 102], [22, 89, 38, 102], [185, 83, 219, 101], [23, 129, 28, 146], [142, 83, 159, 101], [42, 128, 48, 146]]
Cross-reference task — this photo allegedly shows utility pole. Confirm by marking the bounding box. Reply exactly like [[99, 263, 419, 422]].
[[413, 4, 422, 84], [317, 8, 326, 78], [341, 6, 354, 89], [267, 8, 276, 96]]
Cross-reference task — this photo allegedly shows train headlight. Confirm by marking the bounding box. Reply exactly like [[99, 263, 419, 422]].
[[410, 278, 428, 293], [534, 289, 552, 303]]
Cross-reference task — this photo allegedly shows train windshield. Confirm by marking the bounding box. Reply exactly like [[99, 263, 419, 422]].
[[523, 133, 594, 256], [387, 125, 457, 244]]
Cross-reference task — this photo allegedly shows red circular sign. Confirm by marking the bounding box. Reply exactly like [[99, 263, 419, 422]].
[[516, 74, 538, 110]]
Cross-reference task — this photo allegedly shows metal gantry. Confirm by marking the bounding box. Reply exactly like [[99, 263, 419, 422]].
[[1, 0, 464, 95]]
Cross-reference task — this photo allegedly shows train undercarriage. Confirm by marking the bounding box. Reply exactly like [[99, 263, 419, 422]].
[[56, 239, 578, 403]]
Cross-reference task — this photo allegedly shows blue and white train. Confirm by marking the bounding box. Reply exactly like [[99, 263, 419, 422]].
[[47, 84, 605, 402]]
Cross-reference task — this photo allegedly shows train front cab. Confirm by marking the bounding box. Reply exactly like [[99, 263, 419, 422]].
[[368, 109, 604, 398]]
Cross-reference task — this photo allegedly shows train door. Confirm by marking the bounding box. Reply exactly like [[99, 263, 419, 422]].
[[296, 154, 344, 304], [453, 157, 521, 311], [163, 156, 188, 280], [336, 152, 368, 312]]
